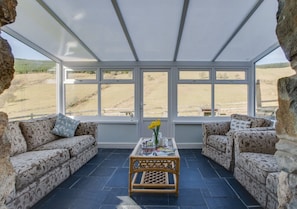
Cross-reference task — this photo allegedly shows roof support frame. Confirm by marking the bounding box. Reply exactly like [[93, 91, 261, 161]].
[[2, 27, 62, 63], [173, 0, 189, 62], [37, 0, 101, 62], [211, 0, 264, 62], [112, 0, 139, 61], [252, 42, 280, 64]]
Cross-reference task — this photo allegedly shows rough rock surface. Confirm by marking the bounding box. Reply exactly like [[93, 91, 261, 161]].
[[275, 0, 297, 208], [0, 1, 17, 209], [276, 0, 297, 70]]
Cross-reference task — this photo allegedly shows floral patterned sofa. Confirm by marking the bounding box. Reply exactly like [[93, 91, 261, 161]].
[[202, 114, 273, 171], [2, 114, 98, 209], [233, 130, 279, 209]]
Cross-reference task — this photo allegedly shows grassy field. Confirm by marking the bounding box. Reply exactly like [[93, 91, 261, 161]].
[[0, 61, 294, 119]]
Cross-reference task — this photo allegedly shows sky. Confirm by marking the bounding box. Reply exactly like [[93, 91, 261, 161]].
[[1, 32, 289, 64]]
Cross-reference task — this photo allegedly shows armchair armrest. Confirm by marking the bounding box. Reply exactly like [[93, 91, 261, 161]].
[[234, 130, 278, 157], [75, 121, 99, 139]]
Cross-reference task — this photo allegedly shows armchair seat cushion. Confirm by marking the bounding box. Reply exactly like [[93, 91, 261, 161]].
[[207, 135, 227, 152], [237, 152, 279, 184]]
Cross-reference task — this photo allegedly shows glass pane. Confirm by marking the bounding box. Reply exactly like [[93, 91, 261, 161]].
[[217, 0, 278, 61], [178, 0, 258, 61], [102, 70, 133, 80], [256, 54, 293, 118], [65, 84, 98, 116], [179, 71, 210, 80], [143, 72, 168, 117], [44, 0, 134, 61], [215, 84, 248, 116], [0, 60, 56, 120], [7, 0, 95, 62], [216, 71, 245, 80], [178, 84, 211, 116], [66, 70, 96, 80], [101, 84, 134, 116], [118, 0, 183, 61]]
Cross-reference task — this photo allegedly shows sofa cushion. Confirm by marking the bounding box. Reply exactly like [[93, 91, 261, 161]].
[[231, 114, 272, 128], [20, 115, 60, 151], [3, 121, 27, 156], [10, 149, 70, 190], [34, 135, 96, 157], [207, 135, 227, 152], [75, 121, 98, 138], [230, 118, 251, 130], [266, 172, 279, 195], [51, 113, 80, 138], [236, 152, 279, 184]]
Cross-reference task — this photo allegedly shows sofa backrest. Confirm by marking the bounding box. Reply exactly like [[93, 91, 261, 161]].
[[231, 114, 273, 128], [3, 121, 27, 157], [19, 115, 60, 151]]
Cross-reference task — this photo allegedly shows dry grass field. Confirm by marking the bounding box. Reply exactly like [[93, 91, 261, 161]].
[[0, 66, 294, 119]]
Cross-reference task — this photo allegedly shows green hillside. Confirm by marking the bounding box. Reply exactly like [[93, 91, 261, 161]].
[[14, 59, 55, 74]]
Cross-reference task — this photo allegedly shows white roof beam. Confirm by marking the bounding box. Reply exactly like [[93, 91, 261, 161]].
[[112, 0, 139, 61], [173, 0, 189, 62]]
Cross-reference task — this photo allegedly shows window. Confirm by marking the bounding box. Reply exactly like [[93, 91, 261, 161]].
[[65, 84, 98, 116], [66, 69, 97, 80], [100, 69, 134, 117], [255, 47, 292, 118], [216, 70, 246, 80], [178, 84, 211, 116], [0, 56, 56, 120], [214, 84, 248, 116], [177, 68, 248, 117]]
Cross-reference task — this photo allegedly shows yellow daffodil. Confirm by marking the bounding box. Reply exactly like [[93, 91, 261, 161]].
[[148, 119, 161, 146]]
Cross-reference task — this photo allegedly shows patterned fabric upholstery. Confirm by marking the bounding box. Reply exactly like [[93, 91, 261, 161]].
[[20, 115, 60, 150], [10, 149, 70, 190], [206, 135, 227, 152], [75, 121, 99, 138], [231, 114, 273, 128], [34, 135, 97, 157], [202, 114, 273, 171], [5, 115, 99, 209], [230, 118, 251, 130], [236, 153, 278, 184], [3, 121, 27, 156], [233, 130, 279, 209]]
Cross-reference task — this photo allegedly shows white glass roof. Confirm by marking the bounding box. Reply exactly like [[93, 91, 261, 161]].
[[2, 0, 279, 63]]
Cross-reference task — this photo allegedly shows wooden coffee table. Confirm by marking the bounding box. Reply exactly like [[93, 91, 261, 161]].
[[129, 137, 180, 196]]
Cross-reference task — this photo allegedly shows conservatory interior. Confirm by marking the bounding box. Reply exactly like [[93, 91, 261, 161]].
[[0, 0, 293, 209]]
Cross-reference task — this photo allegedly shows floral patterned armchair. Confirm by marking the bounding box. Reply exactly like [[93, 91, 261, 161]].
[[201, 114, 274, 171]]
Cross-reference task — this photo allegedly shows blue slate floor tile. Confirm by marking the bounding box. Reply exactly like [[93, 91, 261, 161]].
[[31, 149, 261, 209]]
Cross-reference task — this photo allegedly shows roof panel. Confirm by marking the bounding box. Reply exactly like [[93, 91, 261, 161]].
[[5, 0, 95, 62], [177, 0, 259, 61], [217, 0, 279, 62], [43, 0, 135, 61], [2, 0, 279, 63], [118, 0, 183, 61]]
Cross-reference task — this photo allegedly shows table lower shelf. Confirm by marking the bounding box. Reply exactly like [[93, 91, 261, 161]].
[[129, 171, 178, 195]]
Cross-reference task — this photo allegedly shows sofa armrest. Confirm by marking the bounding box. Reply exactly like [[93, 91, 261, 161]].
[[234, 130, 278, 157], [75, 122, 99, 139]]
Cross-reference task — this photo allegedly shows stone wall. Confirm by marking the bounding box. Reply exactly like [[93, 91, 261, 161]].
[[0, 0, 17, 209], [275, 0, 297, 208]]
